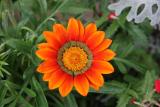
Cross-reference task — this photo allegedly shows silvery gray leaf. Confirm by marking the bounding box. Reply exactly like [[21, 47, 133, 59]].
[[108, 0, 160, 26]]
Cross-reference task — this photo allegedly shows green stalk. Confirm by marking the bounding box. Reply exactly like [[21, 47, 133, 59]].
[[36, 0, 68, 32]]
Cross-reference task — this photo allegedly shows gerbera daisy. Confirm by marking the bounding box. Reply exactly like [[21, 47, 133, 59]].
[[36, 18, 116, 97]]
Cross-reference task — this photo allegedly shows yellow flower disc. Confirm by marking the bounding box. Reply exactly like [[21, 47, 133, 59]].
[[62, 47, 88, 72]]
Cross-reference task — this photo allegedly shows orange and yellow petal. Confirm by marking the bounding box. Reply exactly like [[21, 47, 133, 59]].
[[89, 82, 100, 91], [36, 48, 57, 60], [85, 69, 104, 86], [43, 31, 61, 50], [94, 49, 116, 61], [84, 23, 97, 41], [49, 70, 68, 90], [77, 20, 85, 42], [92, 60, 114, 74], [93, 39, 112, 54], [67, 18, 79, 41], [37, 43, 52, 49], [53, 24, 67, 44], [43, 72, 53, 81], [59, 75, 74, 97], [74, 74, 89, 96], [37, 60, 59, 73], [86, 31, 105, 50]]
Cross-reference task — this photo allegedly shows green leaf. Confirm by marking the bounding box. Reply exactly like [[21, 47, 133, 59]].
[[4, 80, 36, 98], [106, 21, 119, 38], [37, 0, 47, 14], [31, 77, 48, 107], [114, 57, 145, 73], [116, 92, 131, 107], [106, 12, 127, 38], [60, 6, 90, 14], [140, 70, 156, 100], [115, 61, 127, 74], [18, 97, 34, 107], [25, 88, 36, 97], [119, 43, 134, 58], [96, 13, 108, 28], [89, 81, 127, 94], [1, 96, 16, 106], [64, 94, 78, 107], [6, 39, 32, 54], [47, 95, 64, 107], [0, 86, 8, 105], [127, 24, 148, 47]]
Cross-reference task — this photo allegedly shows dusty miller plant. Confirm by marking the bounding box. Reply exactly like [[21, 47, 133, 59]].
[[108, 0, 160, 26]]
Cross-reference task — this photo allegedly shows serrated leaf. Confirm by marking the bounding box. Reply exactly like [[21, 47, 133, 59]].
[[108, 0, 160, 25]]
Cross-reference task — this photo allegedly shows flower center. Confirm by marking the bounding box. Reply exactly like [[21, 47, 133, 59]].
[[62, 47, 88, 72], [57, 41, 93, 76]]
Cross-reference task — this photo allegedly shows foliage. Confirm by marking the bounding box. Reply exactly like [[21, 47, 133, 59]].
[[0, 0, 160, 107], [108, 0, 160, 26]]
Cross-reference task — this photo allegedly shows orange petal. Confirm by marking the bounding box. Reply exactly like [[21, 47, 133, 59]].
[[36, 48, 57, 60], [77, 20, 85, 41], [43, 31, 61, 50], [53, 24, 67, 44], [85, 69, 104, 86], [37, 60, 59, 73], [92, 60, 114, 74], [94, 49, 116, 61], [67, 18, 79, 41], [74, 74, 89, 96], [84, 23, 97, 41], [49, 70, 68, 90], [86, 31, 105, 50], [37, 43, 52, 49], [93, 39, 112, 54], [59, 75, 73, 97], [90, 82, 100, 91], [43, 72, 53, 81]]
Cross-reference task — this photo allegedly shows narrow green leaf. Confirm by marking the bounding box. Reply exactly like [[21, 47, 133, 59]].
[[114, 57, 145, 73], [89, 81, 127, 94], [140, 70, 156, 100], [116, 92, 131, 107], [37, 0, 47, 14], [1, 96, 16, 106], [64, 94, 78, 107], [60, 7, 90, 14], [25, 88, 36, 97], [32, 77, 48, 107], [6, 39, 32, 54], [127, 24, 148, 47], [0, 86, 7, 105], [115, 61, 127, 74]]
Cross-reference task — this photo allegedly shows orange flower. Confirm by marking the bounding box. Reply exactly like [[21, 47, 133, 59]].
[[36, 18, 116, 97]]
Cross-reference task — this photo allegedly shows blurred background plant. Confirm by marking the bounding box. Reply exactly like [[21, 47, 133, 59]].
[[0, 0, 160, 107]]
